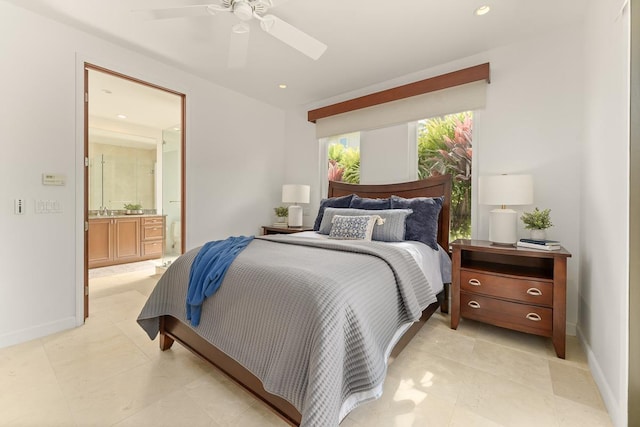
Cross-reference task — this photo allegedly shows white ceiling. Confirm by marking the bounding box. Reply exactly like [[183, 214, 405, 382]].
[[88, 68, 183, 131], [9, 0, 585, 113]]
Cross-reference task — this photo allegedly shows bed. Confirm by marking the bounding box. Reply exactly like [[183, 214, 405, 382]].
[[137, 175, 452, 426]]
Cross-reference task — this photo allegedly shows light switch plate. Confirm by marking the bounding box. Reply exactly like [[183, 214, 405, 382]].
[[14, 199, 25, 214]]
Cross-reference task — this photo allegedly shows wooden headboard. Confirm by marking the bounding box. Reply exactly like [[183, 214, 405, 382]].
[[327, 175, 452, 250]]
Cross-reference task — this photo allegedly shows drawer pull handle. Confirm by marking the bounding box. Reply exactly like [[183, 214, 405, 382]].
[[526, 288, 543, 296], [526, 313, 542, 322], [468, 278, 481, 286], [467, 301, 481, 309]]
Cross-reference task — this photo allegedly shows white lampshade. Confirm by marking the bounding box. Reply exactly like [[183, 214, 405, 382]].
[[479, 174, 533, 206], [479, 174, 533, 245], [282, 184, 310, 227], [282, 184, 310, 204]]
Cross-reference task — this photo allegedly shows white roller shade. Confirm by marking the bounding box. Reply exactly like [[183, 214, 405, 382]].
[[315, 80, 487, 138]]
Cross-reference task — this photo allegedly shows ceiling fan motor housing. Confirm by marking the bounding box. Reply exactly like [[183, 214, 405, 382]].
[[232, 1, 254, 21]]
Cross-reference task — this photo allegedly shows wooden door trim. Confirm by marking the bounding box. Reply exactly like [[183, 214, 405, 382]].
[[83, 67, 89, 319], [83, 63, 186, 319]]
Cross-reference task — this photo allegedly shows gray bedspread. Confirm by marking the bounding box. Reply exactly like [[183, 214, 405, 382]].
[[137, 234, 437, 426]]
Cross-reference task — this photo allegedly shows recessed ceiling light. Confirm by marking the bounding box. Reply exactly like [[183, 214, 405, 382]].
[[173, 127, 180, 131], [101, 89, 112, 94], [116, 114, 127, 119], [474, 5, 491, 16], [279, 84, 287, 89]]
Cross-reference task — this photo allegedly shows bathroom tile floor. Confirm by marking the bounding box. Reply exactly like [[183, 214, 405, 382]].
[[0, 270, 613, 426]]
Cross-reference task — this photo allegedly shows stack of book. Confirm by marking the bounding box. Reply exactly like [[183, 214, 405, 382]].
[[516, 238, 561, 251]]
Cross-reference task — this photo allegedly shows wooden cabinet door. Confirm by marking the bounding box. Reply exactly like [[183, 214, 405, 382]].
[[88, 218, 113, 267], [114, 218, 140, 261]]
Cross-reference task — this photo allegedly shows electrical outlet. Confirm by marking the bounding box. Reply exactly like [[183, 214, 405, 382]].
[[14, 199, 25, 215]]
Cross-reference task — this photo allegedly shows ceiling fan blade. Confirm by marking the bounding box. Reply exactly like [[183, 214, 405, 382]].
[[136, 4, 228, 20], [258, 14, 326, 60], [228, 24, 250, 68]]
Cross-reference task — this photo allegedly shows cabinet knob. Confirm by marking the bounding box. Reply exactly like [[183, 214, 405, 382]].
[[526, 313, 542, 322], [467, 301, 481, 309], [468, 278, 481, 286], [526, 288, 543, 296]]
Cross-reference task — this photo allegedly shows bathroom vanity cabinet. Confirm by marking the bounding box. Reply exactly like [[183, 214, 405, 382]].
[[88, 215, 164, 268]]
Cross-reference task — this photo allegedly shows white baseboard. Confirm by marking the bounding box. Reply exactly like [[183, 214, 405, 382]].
[[576, 325, 626, 427], [567, 321, 577, 336], [0, 316, 77, 349]]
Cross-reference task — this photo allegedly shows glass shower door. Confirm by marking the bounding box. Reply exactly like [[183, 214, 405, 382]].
[[161, 126, 182, 266]]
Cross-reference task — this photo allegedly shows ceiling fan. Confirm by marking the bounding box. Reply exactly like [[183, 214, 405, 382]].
[[141, 0, 327, 68]]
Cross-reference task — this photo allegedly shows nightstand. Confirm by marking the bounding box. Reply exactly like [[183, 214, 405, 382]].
[[262, 225, 314, 235], [450, 239, 571, 358]]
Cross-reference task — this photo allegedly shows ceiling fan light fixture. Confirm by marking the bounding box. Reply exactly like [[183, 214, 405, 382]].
[[233, 1, 254, 21], [232, 22, 250, 34], [253, 0, 272, 16]]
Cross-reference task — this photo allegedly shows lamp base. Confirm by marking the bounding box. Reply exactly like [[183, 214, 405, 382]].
[[489, 208, 518, 245], [287, 205, 303, 227]]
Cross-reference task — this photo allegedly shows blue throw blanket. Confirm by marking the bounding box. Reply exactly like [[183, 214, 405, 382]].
[[186, 235, 254, 326]]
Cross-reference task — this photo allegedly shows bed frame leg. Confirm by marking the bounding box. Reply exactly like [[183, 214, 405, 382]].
[[159, 317, 175, 350], [440, 284, 449, 314], [160, 333, 174, 350]]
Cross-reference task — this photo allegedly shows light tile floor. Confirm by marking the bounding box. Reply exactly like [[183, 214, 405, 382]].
[[0, 270, 612, 427]]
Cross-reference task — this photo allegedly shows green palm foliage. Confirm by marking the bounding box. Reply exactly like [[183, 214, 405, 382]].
[[418, 112, 473, 240], [328, 143, 360, 184]]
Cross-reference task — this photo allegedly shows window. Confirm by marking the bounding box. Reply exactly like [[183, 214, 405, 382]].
[[323, 111, 473, 241], [326, 132, 360, 184], [417, 111, 473, 240]]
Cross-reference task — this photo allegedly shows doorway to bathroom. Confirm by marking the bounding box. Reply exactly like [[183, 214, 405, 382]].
[[83, 64, 185, 318]]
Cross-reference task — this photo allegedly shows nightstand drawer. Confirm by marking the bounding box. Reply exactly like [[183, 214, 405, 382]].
[[460, 269, 553, 307], [461, 292, 552, 336]]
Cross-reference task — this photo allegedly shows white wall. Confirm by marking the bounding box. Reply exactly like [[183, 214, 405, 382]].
[[285, 24, 584, 334], [475, 26, 584, 335], [580, 1, 630, 425], [0, 1, 285, 348]]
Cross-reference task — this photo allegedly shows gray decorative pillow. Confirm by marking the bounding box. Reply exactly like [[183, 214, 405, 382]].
[[328, 215, 382, 241], [319, 207, 413, 242], [390, 195, 444, 250], [313, 194, 354, 231]]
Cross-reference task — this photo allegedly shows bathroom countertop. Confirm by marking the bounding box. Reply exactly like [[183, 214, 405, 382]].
[[88, 213, 166, 219]]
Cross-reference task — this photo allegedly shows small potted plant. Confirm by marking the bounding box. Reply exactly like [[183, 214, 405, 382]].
[[124, 203, 143, 215], [521, 207, 553, 240], [273, 206, 288, 227]]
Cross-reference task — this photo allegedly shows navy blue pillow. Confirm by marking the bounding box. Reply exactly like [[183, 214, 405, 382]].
[[390, 195, 444, 250], [349, 195, 391, 210], [313, 194, 355, 231]]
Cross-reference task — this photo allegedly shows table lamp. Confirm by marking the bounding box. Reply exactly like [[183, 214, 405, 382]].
[[479, 174, 533, 245], [282, 184, 310, 227]]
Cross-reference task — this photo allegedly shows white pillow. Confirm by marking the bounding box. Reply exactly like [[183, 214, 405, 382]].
[[328, 215, 384, 241]]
